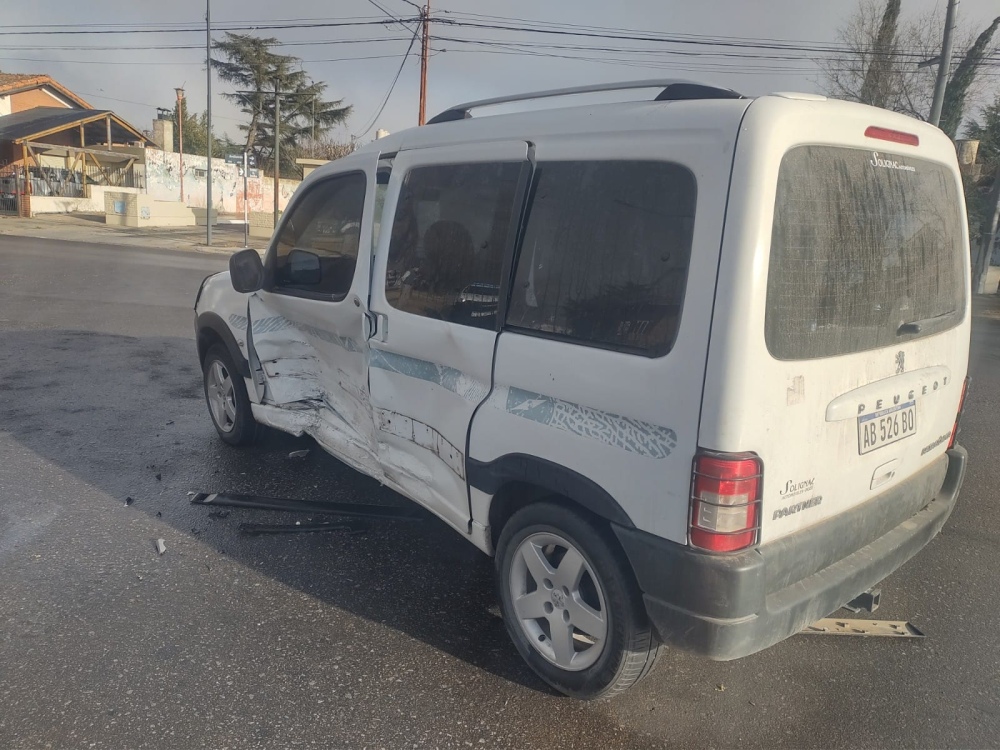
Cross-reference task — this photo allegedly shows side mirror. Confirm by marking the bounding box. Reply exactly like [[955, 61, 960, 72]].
[[229, 249, 264, 293], [286, 248, 322, 286]]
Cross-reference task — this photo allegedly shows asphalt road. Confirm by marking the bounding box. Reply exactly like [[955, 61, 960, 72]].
[[1, 234, 998, 750]]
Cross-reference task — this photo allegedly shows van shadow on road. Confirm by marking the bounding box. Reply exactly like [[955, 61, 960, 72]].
[[0, 327, 551, 695]]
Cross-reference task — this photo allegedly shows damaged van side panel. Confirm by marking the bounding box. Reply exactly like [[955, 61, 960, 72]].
[[246, 295, 383, 480], [239, 151, 386, 483]]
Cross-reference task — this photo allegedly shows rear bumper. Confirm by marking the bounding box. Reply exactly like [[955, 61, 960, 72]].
[[614, 446, 967, 660]]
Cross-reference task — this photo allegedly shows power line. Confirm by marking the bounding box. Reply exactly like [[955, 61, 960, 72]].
[[0, 18, 419, 36], [354, 26, 421, 139]]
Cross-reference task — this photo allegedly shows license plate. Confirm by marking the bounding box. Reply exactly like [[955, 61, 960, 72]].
[[858, 401, 917, 455]]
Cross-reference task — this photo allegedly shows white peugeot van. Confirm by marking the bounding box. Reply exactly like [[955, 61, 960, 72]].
[[195, 81, 971, 699]]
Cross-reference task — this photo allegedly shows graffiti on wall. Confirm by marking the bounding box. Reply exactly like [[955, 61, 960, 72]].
[[144, 148, 300, 214]]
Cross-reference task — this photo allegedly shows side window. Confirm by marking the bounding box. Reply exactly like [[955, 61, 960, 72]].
[[273, 172, 366, 298], [507, 161, 696, 356], [385, 161, 522, 330]]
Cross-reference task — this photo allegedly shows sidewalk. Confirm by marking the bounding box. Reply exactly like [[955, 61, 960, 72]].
[[0, 212, 255, 254]]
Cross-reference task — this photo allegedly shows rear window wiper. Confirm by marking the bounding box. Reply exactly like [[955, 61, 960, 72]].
[[896, 311, 956, 336]]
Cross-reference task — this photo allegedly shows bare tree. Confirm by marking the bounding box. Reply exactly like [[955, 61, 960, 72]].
[[822, 1, 999, 129]]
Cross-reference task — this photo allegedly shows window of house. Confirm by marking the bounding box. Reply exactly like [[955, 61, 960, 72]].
[[385, 161, 522, 330], [272, 172, 366, 298], [506, 160, 697, 356]]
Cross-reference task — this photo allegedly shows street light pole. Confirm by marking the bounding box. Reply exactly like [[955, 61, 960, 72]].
[[175, 87, 185, 203], [205, 0, 213, 246], [273, 79, 281, 229], [243, 149, 249, 248]]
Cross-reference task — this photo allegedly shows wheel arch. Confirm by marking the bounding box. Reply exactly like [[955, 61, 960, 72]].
[[469, 454, 635, 549], [197, 311, 250, 378]]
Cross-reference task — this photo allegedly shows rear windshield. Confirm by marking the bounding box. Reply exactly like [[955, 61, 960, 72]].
[[765, 145, 965, 360]]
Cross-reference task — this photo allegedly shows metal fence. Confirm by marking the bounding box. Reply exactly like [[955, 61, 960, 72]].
[[0, 165, 22, 215], [26, 164, 144, 197]]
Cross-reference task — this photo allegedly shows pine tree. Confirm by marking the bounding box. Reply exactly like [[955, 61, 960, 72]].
[[211, 33, 352, 178], [172, 99, 227, 158]]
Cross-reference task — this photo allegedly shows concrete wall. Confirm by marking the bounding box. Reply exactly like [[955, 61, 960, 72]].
[[104, 190, 216, 228], [31, 185, 142, 215], [249, 210, 279, 241], [145, 148, 299, 215]]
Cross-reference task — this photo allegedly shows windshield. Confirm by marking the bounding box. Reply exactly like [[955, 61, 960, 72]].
[[765, 145, 966, 360]]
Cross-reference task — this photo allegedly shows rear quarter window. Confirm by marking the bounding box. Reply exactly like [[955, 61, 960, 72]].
[[765, 146, 965, 360], [506, 160, 696, 356]]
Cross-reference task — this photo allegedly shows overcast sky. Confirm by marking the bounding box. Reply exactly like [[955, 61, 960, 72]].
[[3, 1, 998, 147]]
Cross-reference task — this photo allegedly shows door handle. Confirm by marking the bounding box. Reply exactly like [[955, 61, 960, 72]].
[[374, 313, 389, 342]]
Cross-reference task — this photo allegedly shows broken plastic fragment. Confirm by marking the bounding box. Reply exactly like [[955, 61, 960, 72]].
[[288, 449, 310, 459], [155, 539, 166, 555], [124, 496, 134, 506]]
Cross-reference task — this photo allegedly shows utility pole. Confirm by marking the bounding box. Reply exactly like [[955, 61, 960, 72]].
[[205, 0, 213, 246], [418, 0, 430, 125], [274, 78, 281, 228], [929, 0, 957, 127], [175, 87, 185, 203]]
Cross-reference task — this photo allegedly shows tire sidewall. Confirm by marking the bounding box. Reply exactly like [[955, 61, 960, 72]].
[[496, 503, 643, 699]]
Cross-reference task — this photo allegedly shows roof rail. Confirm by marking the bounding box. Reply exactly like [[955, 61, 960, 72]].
[[426, 79, 744, 124]]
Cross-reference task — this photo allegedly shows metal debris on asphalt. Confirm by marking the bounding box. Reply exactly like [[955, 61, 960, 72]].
[[288, 449, 310, 459], [155, 473, 162, 481], [124, 496, 134, 506], [238, 521, 370, 536], [155, 539, 166, 555], [189, 492, 426, 521], [801, 619, 925, 638]]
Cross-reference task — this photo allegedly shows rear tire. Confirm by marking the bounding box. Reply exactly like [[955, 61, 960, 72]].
[[202, 343, 256, 446], [496, 502, 660, 699]]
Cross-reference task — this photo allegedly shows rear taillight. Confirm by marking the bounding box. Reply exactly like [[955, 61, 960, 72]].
[[949, 377, 971, 449], [865, 125, 919, 146], [689, 452, 762, 553]]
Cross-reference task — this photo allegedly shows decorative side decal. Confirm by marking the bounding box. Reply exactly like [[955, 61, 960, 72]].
[[489, 385, 677, 459], [369, 349, 490, 403]]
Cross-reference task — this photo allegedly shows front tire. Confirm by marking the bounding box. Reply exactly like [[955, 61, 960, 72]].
[[496, 502, 660, 699], [202, 343, 256, 446]]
